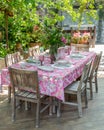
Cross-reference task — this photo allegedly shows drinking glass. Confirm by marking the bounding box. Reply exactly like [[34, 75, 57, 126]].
[[44, 54, 51, 65], [39, 54, 44, 66], [70, 46, 76, 55]]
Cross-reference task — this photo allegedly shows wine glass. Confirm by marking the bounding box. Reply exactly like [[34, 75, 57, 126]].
[[39, 54, 44, 66], [70, 46, 76, 55], [64, 46, 69, 56]]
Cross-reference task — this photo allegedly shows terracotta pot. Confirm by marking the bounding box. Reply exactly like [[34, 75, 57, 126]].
[[29, 42, 42, 47], [29, 43, 36, 47], [7, 11, 14, 17], [83, 40, 88, 44], [16, 43, 22, 49]]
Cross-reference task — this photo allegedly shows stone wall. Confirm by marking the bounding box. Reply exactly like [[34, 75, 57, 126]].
[[96, 21, 104, 44], [60, 12, 104, 44]]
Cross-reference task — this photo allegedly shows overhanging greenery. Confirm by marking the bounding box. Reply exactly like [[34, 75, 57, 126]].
[[0, 0, 102, 57]]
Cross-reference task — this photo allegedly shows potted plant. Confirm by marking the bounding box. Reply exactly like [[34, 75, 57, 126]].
[[15, 31, 23, 49], [71, 31, 91, 51], [29, 25, 42, 47]]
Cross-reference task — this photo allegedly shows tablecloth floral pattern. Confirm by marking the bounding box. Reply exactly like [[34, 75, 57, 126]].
[[1, 52, 96, 101]]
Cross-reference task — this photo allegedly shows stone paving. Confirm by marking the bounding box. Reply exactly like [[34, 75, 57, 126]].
[[0, 78, 104, 130]]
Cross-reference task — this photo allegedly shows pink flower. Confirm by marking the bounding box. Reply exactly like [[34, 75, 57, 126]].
[[83, 32, 90, 37], [61, 37, 67, 44], [73, 32, 81, 37]]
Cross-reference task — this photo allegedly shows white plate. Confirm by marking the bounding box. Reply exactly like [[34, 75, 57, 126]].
[[70, 53, 86, 59], [26, 62, 40, 66], [52, 63, 73, 69], [38, 66, 54, 72], [26, 59, 40, 63], [56, 60, 68, 65]]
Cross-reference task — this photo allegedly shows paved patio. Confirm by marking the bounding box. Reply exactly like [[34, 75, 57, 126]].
[[0, 44, 104, 130], [0, 78, 104, 130]]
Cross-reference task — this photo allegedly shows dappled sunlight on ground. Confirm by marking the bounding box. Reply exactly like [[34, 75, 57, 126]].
[[0, 86, 8, 104]]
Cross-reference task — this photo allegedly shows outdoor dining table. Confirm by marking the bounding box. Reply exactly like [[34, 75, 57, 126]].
[[1, 51, 96, 101]]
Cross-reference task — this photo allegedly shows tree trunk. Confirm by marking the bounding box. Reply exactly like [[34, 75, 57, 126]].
[[5, 10, 9, 49]]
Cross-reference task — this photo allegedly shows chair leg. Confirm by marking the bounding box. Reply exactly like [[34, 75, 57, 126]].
[[8, 86, 11, 103], [57, 100, 61, 117], [35, 101, 40, 128], [49, 97, 53, 116], [12, 97, 16, 122], [84, 87, 88, 108], [77, 92, 82, 117], [51, 97, 56, 114], [25, 101, 28, 110], [89, 79, 93, 100], [95, 75, 98, 93]]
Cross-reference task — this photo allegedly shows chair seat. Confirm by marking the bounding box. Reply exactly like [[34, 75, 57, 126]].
[[65, 81, 79, 93], [16, 90, 45, 99], [65, 81, 85, 94]]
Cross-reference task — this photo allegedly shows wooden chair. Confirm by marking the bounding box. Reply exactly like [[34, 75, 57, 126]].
[[5, 52, 23, 102], [88, 51, 102, 99], [9, 67, 51, 128], [5, 53, 12, 67], [28, 47, 33, 57], [5, 52, 22, 67], [28, 46, 40, 59], [57, 61, 92, 118]]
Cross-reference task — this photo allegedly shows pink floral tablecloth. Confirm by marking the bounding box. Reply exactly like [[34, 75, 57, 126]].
[[1, 51, 96, 101]]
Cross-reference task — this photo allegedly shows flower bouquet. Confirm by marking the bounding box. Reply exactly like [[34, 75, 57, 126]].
[[39, 25, 71, 62]]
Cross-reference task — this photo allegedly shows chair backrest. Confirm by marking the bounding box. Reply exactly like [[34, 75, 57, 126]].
[[28, 46, 40, 59], [5, 53, 13, 67], [28, 47, 33, 57], [9, 67, 40, 98], [14, 52, 22, 62], [90, 51, 102, 78], [95, 51, 102, 72], [5, 52, 22, 67], [78, 60, 92, 91]]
